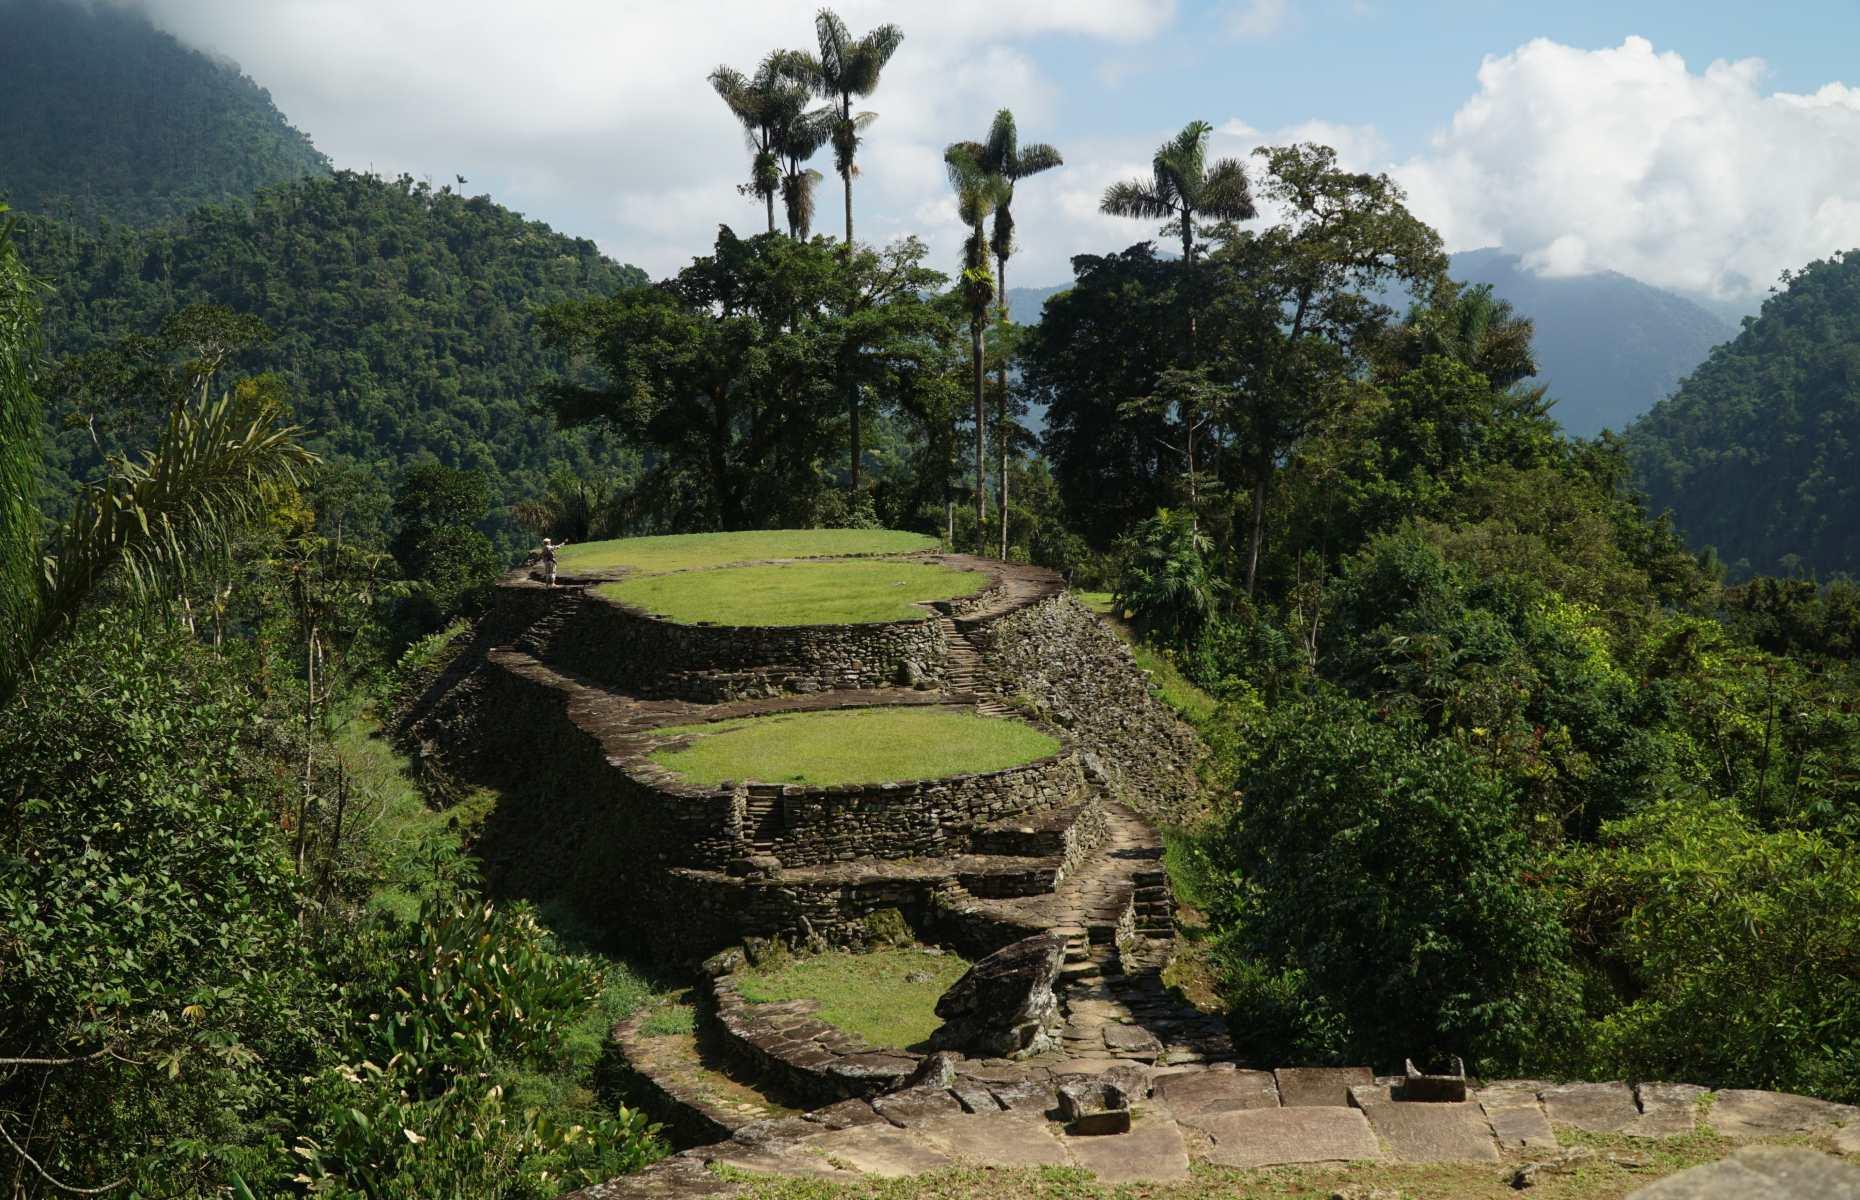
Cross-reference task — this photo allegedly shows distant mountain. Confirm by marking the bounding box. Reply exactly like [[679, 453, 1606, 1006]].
[[1006, 285, 1067, 327], [0, 0, 329, 227], [1448, 249, 1735, 437], [20, 172, 647, 538], [1629, 250, 1860, 580]]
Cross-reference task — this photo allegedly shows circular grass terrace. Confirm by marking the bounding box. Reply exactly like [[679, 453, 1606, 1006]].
[[556, 528, 939, 576], [596, 558, 988, 627], [648, 707, 1060, 787], [737, 946, 971, 1050]]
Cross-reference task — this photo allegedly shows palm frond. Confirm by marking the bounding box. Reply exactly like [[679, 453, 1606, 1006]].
[[1101, 179, 1176, 222], [1010, 142, 1063, 179], [7, 380, 314, 705], [983, 109, 1018, 172], [1198, 158, 1256, 222]]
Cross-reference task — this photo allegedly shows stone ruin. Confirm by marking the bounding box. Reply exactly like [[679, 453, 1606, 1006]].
[[398, 543, 1860, 1197]]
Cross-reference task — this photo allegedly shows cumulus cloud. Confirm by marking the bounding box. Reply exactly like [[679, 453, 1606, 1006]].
[[1394, 36, 1860, 301], [125, 0, 1174, 281], [1224, 0, 1289, 39]]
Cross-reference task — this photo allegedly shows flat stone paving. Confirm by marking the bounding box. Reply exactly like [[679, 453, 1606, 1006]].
[[1188, 1106, 1383, 1169], [1627, 1147, 1860, 1199]]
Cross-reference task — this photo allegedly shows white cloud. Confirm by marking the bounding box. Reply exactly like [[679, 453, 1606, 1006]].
[[125, 0, 1174, 281], [1224, 0, 1289, 39], [1393, 36, 1860, 300]]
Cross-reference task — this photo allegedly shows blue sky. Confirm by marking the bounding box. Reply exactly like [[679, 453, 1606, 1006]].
[[133, 0, 1860, 300]]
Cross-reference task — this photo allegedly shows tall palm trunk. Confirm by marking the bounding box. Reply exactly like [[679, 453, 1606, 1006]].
[[766, 191, 776, 235], [849, 382, 861, 497], [995, 255, 1009, 560], [841, 97, 855, 248], [972, 321, 986, 553]]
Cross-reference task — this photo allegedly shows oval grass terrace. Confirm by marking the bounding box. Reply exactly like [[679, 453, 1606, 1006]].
[[554, 528, 940, 577], [598, 558, 990, 627], [647, 706, 1061, 788]]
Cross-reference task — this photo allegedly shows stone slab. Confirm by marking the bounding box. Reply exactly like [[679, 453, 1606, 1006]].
[[1835, 1120, 1860, 1157], [1191, 1106, 1384, 1168], [1626, 1147, 1860, 1199], [1358, 1099, 1501, 1163], [1626, 1082, 1710, 1138], [1275, 1066, 1376, 1107], [1706, 1089, 1860, 1138], [1062, 1109, 1192, 1184], [1103, 1023, 1164, 1055], [801, 1099, 887, 1130], [988, 1076, 1059, 1114], [1153, 1068, 1279, 1118], [1542, 1081, 1640, 1133], [917, 1112, 1069, 1167], [1477, 1092, 1556, 1150], [871, 1084, 964, 1128], [805, 1122, 956, 1177], [701, 1137, 847, 1182]]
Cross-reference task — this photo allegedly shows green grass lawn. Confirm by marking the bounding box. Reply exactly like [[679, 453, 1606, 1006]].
[[649, 707, 1060, 787], [558, 529, 939, 574], [599, 559, 987, 626], [738, 947, 971, 1049]]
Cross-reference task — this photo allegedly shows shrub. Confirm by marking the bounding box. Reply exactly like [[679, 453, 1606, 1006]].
[[1203, 692, 1583, 1074]]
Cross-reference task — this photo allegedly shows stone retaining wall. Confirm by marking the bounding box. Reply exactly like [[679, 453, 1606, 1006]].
[[520, 589, 951, 702], [973, 592, 1205, 820]]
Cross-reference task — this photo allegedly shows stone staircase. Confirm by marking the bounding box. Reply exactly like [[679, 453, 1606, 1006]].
[[936, 614, 1012, 717]]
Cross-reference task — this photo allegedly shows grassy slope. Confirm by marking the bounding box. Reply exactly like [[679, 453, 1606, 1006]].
[[560, 529, 939, 574], [650, 708, 1060, 787], [600, 560, 987, 627], [737, 948, 971, 1049]]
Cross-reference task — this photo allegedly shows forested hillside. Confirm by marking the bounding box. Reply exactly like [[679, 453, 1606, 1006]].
[[0, 0, 330, 227], [19, 171, 648, 537], [1630, 250, 1860, 578]]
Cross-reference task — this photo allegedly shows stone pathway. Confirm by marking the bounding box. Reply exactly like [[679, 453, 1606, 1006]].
[[567, 1071, 1860, 1199]]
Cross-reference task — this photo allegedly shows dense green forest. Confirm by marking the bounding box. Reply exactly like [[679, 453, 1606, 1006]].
[[18, 171, 648, 545], [4, 4, 1859, 1195], [0, 0, 330, 227], [1630, 250, 1860, 580]]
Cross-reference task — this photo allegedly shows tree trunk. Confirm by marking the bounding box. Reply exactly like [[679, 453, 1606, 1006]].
[[766, 189, 776, 235], [849, 382, 861, 498], [972, 322, 987, 554], [996, 254, 1009, 560], [1246, 468, 1270, 596], [842, 97, 854, 249]]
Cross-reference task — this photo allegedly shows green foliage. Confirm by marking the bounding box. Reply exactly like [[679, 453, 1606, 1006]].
[[390, 464, 500, 633], [543, 228, 949, 530], [1630, 250, 1860, 579], [295, 879, 663, 1198], [19, 171, 646, 540], [1201, 692, 1583, 1073], [1114, 508, 1225, 647], [1562, 800, 1860, 1101], [0, 615, 336, 1194], [0, 210, 42, 701], [0, 0, 329, 227]]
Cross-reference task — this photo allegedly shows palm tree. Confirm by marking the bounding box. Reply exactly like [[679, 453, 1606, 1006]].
[[808, 9, 904, 249], [709, 54, 804, 234], [946, 144, 1007, 554], [1100, 120, 1254, 265], [772, 94, 834, 239], [949, 110, 1062, 557]]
